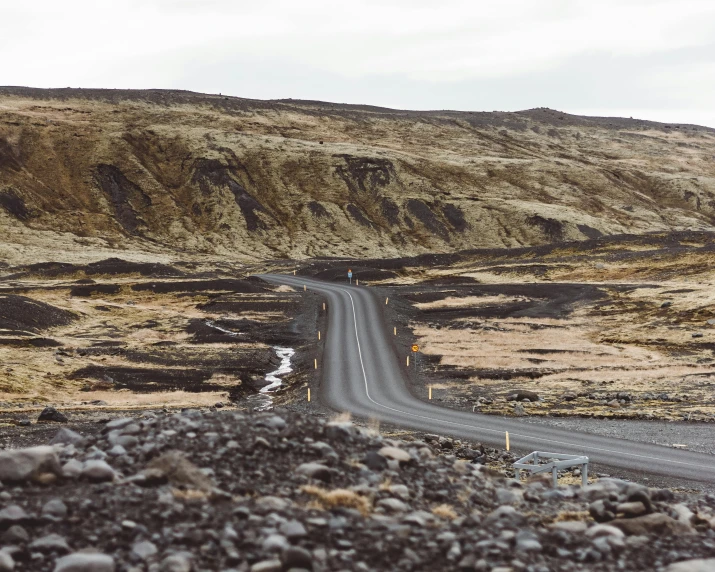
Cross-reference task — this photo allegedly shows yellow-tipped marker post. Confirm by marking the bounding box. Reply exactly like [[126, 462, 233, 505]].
[[428, 386, 432, 400], [506, 432, 510, 451], [393, 326, 397, 336], [308, 388, 311, 402]]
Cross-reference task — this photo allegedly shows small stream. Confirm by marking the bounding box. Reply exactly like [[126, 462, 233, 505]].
[[247, 347, 295, 411]]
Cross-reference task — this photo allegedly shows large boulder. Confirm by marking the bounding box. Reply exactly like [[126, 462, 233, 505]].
[[0, 446, 61, 482]]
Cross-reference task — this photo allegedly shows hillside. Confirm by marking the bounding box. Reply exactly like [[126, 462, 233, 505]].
[[1, 87, 715, 264]]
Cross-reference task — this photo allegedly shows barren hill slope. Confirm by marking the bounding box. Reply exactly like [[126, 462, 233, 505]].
[[1, 87, 715, 263]]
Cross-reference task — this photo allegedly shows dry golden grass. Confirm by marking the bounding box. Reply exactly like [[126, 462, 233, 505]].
[[300, 485, 371, 516], [432, 504, 459, 520]]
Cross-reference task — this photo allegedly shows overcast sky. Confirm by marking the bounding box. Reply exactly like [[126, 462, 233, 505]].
[[2, 0, 714, 127]]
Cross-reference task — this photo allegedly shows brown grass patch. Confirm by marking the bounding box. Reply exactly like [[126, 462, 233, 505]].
[[300, 485, 371, 516], [432, 504, 459, 520]]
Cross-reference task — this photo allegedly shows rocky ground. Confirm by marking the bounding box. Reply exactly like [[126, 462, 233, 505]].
[[0, 409, 714, 572]]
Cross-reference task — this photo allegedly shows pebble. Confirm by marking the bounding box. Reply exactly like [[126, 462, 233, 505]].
[[295, 462, 331, 482], [50, 428, 85, 446], [279, 520, 307, 540], [378, 447, 411, 463], [281, 546, 313, 569], [665, 559, 715, 572], [2, 525, 29, 544], [81, 460, 116, 482], [0, 551, 13, 572], [160, 553, 192, 572], [131, 540, 158, 561], [29, 533, 70, 553], [54, 553, 115, 572], [250, 559, 283, 572], [42, 499, 68, 520]]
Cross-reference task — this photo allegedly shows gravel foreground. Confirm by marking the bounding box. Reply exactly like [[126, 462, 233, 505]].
[[0, 410, 714, 571]]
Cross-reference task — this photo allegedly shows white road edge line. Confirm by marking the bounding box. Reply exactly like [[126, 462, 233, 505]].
[[343, 288, 714, 471]]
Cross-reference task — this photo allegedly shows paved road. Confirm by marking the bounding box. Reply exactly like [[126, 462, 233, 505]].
[[262, 274, 715, 484]]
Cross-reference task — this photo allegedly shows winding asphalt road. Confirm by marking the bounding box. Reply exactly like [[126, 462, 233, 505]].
[[262, 274, 715, 484]]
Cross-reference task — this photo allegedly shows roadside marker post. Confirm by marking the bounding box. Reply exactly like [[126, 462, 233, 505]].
[[406, 356, 410, 367], [393, 326, 397, 336], [428, 386, 432, 400], [318, 331, 321, 340], [304, 285, 307, 291], [506, 432, 510, 451], [308, 388, 311, 402], [323, 302, 326, 311], [356, 279, 359, 286], [314, 359, 318, 369], [293, 270, 296, 275], [385, 297, 389, 305]]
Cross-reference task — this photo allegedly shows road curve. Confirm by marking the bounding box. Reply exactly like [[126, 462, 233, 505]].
[[261, 274, 715, 484]]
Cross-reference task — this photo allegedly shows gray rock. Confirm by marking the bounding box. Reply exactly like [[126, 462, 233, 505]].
[[666, 559, 715, 572], [389, 484, 410, 500], [49, 428, 85, 446], [132, 541, 158, 561], [0, 505, 30, 526], [549, 521, 587, 533], [54, 553, 115, 572], [362, 451, 388, 471], [38, 407, 68, 423], [42, 499, 68, 520], [262, 534, 288, 552], [250, 560, 282, 572], [81, 460, 115, 482], [254, 496, 290, 513], [281, 546, 313, 570], [377, 447, 411, 463], [107, 445, 126, 457], [104, 418, 135, 431], [586, 524, 626, 539], [616, 501, 647, 518], [161, 553, 192, 572], [516, 538, 542, 553], [324, 420, 355, 440], [0, 551, 13, 572], [2, 525, 29, 544], [295, 463, 331, 482], [377, 498, 409, 512], [484, 505, 525, 526], [506, 390, 539, 402], [29, 533, 70, 553], [258, 416, 286, 430], [279, 520, 307, 540], [0, 446, 61, 482], [513, 403, 526, 416], [62, 459, 83, 479]]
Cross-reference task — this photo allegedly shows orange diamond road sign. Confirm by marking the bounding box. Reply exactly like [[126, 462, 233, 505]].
[[412, 345, 419, 352]]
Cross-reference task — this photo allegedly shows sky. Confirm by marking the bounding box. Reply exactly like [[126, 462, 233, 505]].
[[2, 0, 714, 127]]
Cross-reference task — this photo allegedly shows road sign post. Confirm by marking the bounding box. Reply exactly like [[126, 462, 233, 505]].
[[412, 345, 419, 371], [348, 269, 352, 285]]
